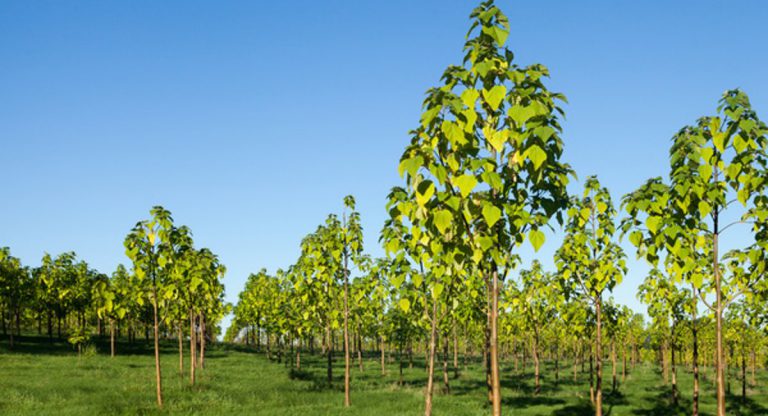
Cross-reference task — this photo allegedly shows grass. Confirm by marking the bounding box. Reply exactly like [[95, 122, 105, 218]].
[[1, 335, 767, 415]]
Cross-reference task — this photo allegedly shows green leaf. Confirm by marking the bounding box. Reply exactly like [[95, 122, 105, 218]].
[[646, 216, 662, 234], [482, 204, 502, 228], [629, 231, 643, 247], [398, 156, 424, 178], [525, 145, 547, 170], [529, 229, 546, 252], [415, 181, 435, 206], [488, 130, 508, 152], [481, 172, 503, 192], [508, 105, 535, 126], [698, 164, 713, 181], [454, 174, 478, 198], [482, 25, 509, 46], [482, 85, 506, 111], [398, 298, 411, 313], [461, 89, 479, 108], [432, 283, 444, 299], [433, 209, 453, 234]]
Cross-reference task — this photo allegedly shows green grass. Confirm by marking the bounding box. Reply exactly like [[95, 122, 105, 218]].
[[1, 335, 766, 415]]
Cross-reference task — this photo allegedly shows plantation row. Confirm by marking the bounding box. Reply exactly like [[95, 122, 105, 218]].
[[226, 2, 768, 416], [0, 206, 228, 408]]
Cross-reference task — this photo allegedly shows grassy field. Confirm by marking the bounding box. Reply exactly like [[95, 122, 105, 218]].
[[1, 336, 766, 415]]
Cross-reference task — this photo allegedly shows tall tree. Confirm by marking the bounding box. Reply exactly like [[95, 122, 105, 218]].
[[556, 176, 626, 416], [621, 90, 768, 416]]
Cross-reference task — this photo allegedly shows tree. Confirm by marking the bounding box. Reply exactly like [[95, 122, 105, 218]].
[[621, 90, 768, 416], [556, 176, 626, 416], [393, 2, 572, 413], [124, 206, 181, 408]]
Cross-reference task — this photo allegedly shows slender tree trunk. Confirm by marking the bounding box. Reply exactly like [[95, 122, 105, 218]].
[[622, 345, 627, 383], [490, 266, 501, 416], [296, 342, 301, 370], [110, 318, 116, 358], [692, 299, 700, 416], [750, 347, 756, 386], [151, 279, 163, 407], [533, 331, 541, 395], [380, 337, 386, 376], [190, 312, 196, 385], [611, 339, 617, 392], [713, 209, 725, 416], [442, 332, 450, 393], [672, 339, 678, 405], [595, 296, 603, 416], [357, 333, 363, 372], [453, 325, 459, 379], [327, 325, 333, 385], [343, 268, 351, 407], [178, 324, 183, 376], [555, 341, 560, 385], [199, 314, 206, 369], [590, 345, 595, 405], [741, 342, 747, 402], [424, 299, 438, 416]]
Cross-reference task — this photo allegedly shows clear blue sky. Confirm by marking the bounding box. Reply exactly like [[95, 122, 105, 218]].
[[1, 1, 767, 327]]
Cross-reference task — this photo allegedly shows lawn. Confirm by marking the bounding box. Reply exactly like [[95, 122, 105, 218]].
[[1, 336, 766, 415]]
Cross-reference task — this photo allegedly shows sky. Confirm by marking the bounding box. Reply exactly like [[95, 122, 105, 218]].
[[1, 0, 767, 330]]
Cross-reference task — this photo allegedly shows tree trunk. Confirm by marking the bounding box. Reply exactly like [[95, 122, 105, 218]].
[[151, 282, 163, 408], [327, 325, 333, 385], [178, 324, 183, 376], [296, 343, 301, 370], [671, 339, 678, 405], [110, 319, 116, 358], [741, 343, 747, 402], [490, 266, 501, 416], [190, 312, 196, 385], [622, 344, 627, 383], [595, 296, 603, 416], [590, 345, 595, 405], [343, 267, 351, 407], [424, 298, 438, 416], [442, 332, 450, 393], [692, 299, 700, 416], [380, 337, 386, 376], [533, 332, 541, 395], [713, 216, 725, 416], [611, 339, 617, 392], [453, 325, 459, 379], [199, 314, 206, 369], [357, 333, 363, 372]]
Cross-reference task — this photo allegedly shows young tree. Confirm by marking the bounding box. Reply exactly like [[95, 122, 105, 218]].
[[124, 206, 181, 408], [621, 90, 768, 416], [556, 176, 626, 416], [394, 2, 572, 413]]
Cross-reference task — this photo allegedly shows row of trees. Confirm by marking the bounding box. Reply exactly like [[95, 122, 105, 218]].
[[0, 206, 228, 409], [229, 2, 768, 416]]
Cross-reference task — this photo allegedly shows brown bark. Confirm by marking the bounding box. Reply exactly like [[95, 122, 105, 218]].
[[490, 266, 501, 416], [595, 296, 603, 416], [190, 312, 196, 385], [199, 314, 206, 369], [611, 339, 617, 392], [692, 301, 700, 416], [424, 299, 438, 416], [343, 263, 351, 407], [533, 332, 541, 395], [442, 332, 450, 393], [110, 319, 116, 358], [381, 337, 386, 376], [178, 324, 183, 376], [152, 285, 163, 407]]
